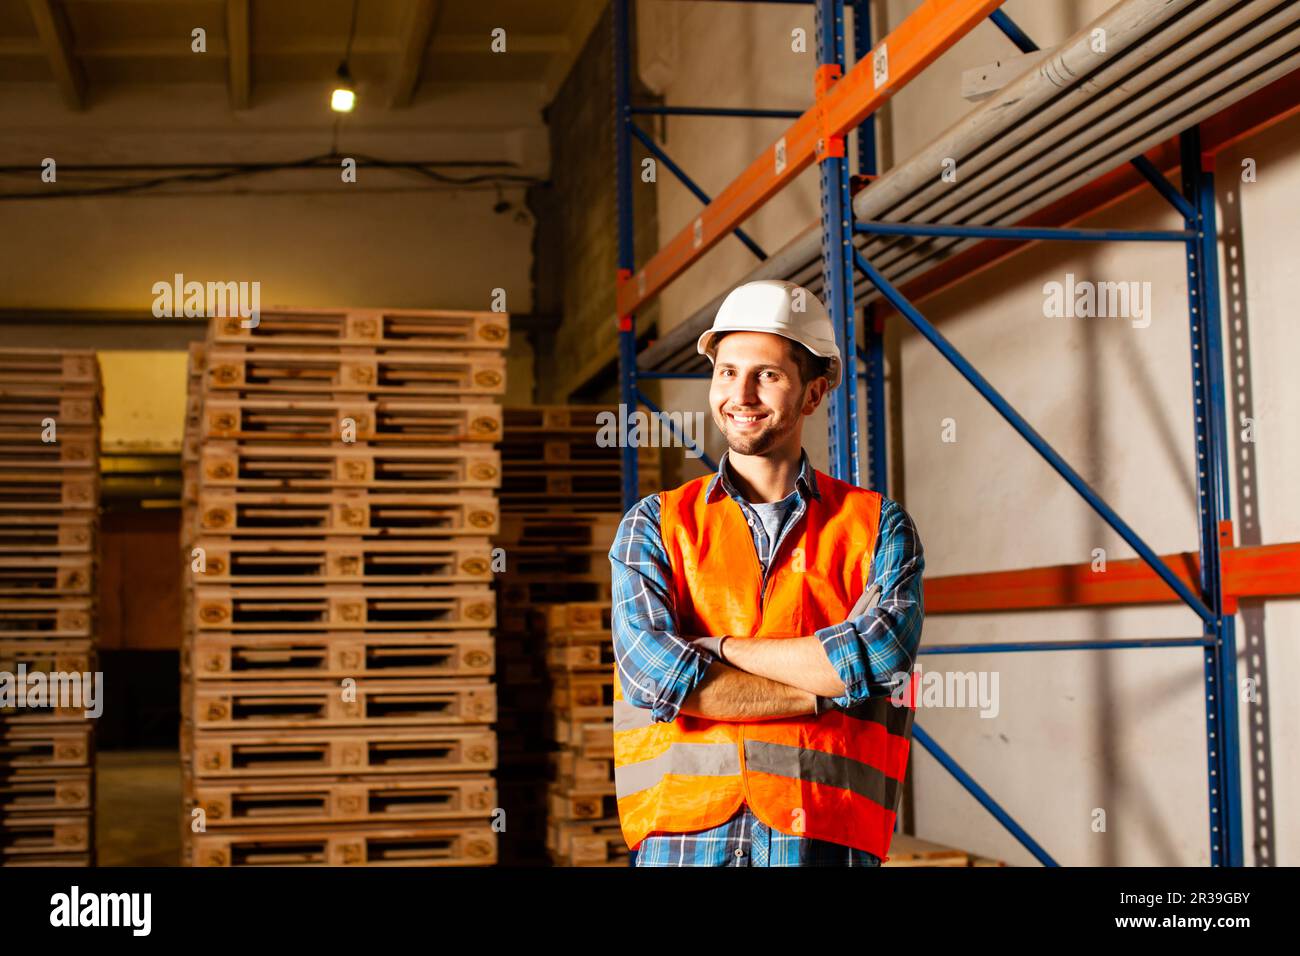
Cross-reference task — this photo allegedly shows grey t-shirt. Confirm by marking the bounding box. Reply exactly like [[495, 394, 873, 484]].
[[748, 490, 799, 561]]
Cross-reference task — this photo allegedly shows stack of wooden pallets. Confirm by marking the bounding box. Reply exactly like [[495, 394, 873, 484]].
[[180, 308, 507, 867], [0, 348, 101, 867], [541, 602, 625, 867], [492, 405, 659, 866]]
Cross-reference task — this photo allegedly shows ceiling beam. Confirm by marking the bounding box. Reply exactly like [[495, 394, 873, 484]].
[[24, 0, 86, 110], [226, 0, 250, 109], [390, 0, 439, 108]]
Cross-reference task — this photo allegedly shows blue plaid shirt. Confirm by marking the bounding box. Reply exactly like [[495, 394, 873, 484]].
[[609, 448, 925, 867]]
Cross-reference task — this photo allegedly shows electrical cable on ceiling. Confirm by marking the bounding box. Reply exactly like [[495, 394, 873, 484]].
[[0, 155, 546, 201]]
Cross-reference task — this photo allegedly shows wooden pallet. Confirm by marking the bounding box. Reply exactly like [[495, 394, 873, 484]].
[[190, 726, 496, 778], [547, 818, 628, 866], [882, 834, 973, 867], [0, 641, 94, 675], [0, 516, 95, 554], [194, 491, 498, 538], [0, 472, 98, 510], [499, 579, 611, 606], [190, 820, 496, 866], [192, 585, 494, 631], [500, 435, 661, 467], [189, 678, 495, 729], [552, 718, 613, 760], [500, 468, 657, 500], [493, 512, 621, 549], [0, 771, 92, 817], [502, 405, 624, 433], [0, 724, 93, 770], [205, 348, 506, 397], [0, 555, 94, 595], [202, 397, 502, 444], [545, 602, 612, 633], [187, 774, 495, 827], [197, 444, 501, 491], [207, 308, 509, 351], [0, 427, 98, 466], [551, 673, 613, 722], [191, 539, 494, 585], [0, 598, 93, 639], [187, 631, 493, 680], [503, 546, 611, 581], [549, 750, 613, 786], [0, 389, 99, 427], [0, 813, 92, 857], [548, 782, 617, 822], [547, 642, 613, 672], [0, 350, 99, 386]]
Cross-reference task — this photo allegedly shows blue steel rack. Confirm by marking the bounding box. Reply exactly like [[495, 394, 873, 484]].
[[612, 0, 1244, 866]]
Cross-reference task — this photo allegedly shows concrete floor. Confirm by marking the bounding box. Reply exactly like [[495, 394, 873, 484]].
[[96, 749, 181, 866]]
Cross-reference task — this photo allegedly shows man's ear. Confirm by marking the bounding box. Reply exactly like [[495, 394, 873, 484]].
[[802, 377, 829, 414]]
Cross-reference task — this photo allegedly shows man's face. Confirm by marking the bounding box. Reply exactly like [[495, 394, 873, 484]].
[[708, 331, 826, 457]]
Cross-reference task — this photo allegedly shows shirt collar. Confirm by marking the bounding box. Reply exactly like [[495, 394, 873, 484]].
[[705, 448, 821, 504]]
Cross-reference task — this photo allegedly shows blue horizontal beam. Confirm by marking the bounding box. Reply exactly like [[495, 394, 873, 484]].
[[630, 105, 804, 119], [855, 220, 1193, 243], [634, 389, 719, 473], [920, 636, 1214, 656], [912, 724, 1059, 867], [629, 120, 768, 261], [853, 248, 1215, 625]]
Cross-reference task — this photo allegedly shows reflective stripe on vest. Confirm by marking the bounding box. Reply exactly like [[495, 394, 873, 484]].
[[612, 466, 915, 857]]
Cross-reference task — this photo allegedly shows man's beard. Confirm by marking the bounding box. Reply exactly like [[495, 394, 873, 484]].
[[719, 404, 798, 456]]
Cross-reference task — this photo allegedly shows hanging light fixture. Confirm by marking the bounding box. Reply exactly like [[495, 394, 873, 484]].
[[331, 61, 356, 113]]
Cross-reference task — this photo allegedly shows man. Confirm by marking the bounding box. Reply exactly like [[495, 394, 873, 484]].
[[608, 278, 925, 867]]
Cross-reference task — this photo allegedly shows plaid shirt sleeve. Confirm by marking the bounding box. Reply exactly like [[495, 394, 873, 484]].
[[608, 492, 717, 723], [815, 496, 924, 708]]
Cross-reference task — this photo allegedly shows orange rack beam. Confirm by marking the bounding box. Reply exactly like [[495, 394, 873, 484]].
[[925, 540, 1300, 615], [615, 0, 1004, 320]]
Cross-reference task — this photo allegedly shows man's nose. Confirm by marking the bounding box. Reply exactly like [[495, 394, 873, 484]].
[[729, 372, 760, 404]]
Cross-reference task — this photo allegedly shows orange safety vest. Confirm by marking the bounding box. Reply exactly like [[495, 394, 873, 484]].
[[612, 467, 915, 858]]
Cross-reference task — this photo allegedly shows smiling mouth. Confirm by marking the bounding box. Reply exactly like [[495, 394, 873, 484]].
[[726, 411, 768, 425]]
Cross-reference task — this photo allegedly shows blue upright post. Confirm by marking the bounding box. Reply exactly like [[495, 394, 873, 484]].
[[1180, 127, 1243, 867], [852, 0, 885, 494], [816, 0, 860, 485], [614, 0, 638, 869], [614, 0, 640, 518]]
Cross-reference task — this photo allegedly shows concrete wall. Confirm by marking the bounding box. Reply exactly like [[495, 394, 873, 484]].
[[631, 0, 1298, 865], [530, 4, 660, 403]]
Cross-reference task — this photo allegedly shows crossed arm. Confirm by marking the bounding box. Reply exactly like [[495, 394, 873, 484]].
[[608, 494, 924, 724]]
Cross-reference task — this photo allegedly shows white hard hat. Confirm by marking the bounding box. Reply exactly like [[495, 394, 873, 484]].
[[696, 280, 843, 389]]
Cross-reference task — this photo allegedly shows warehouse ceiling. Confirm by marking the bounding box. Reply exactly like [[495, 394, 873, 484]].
[[0, 0, 605, 109]]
